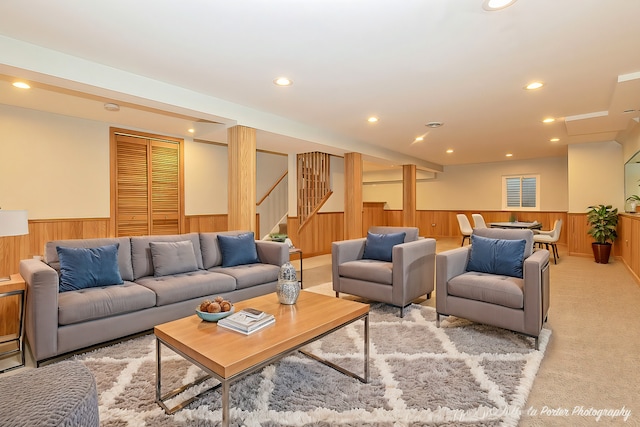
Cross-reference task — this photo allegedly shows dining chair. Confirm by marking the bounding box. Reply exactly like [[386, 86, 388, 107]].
[[533, 219, 562, 264], [456, 214, 473, 246], [472, 213, 487, 229]]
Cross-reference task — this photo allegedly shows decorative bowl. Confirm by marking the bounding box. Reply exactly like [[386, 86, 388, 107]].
[[196, 305, 234, 322]]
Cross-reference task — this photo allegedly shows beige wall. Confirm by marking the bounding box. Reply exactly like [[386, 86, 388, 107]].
[[1, 104, 289, 219], [256, 151, 288, 201], [319, 155, 345, 212], [184, 140, 228, 215], [568, 141, 624, 213], [620, 120, 640, 162], [0, 103, 110, 218], [362, 157, 569, 211]]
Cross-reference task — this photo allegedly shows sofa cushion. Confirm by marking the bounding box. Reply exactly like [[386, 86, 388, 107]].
[[45, 237, 133, 282], [338, 259, 393, 285], [149, 240, 199, 277], [362, 231, 406, 262], [131, 233, 204, 280], [58, 282, 156, 325], [57, 244, 124, 292], [217, 232, 261, 267], [466, 234, 526, 278], [448, 271, 524, 309], [211, 263, 280, 290], [135, 270, 236, 306]]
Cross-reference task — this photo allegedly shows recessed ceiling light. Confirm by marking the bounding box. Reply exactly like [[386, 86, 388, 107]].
[[273, 77, 292, 86], [426, 121, 443, 128], [104, 103, 120, 112], [367, 117, 379, 123], [525, 81, 544, 90], [12, 81, 30, 89], [188, 128, 195, 133], [506, 153, 513, 157], [482, 0, 517, 11], [542, 117, 555, 123], [446, 149, 454, 154], [414, 136, 424, 142], [550, 137, 560, 142]]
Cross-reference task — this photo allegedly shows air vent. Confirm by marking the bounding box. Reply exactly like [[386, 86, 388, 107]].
[[426, 122, 443, 128]]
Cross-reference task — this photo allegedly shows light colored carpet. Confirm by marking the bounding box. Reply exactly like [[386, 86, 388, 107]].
[[304, 239, 640, 426], [68, 303, 550, 426]]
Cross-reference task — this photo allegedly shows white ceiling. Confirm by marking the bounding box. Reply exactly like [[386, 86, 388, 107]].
[[1, 0, 640, 171]]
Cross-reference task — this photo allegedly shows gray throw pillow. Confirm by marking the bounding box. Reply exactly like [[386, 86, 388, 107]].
[[149, 240, 199, 277]]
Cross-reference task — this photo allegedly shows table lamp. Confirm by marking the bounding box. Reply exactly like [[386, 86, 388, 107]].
[[0, 209, 29, 281]]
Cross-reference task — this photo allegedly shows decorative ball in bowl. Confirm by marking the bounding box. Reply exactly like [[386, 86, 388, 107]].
[[196, 297, 234, 322], [196, 306, 234, 322]]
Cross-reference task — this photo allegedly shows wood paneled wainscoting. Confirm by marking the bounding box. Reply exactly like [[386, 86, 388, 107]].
[[0, 218, 112, 277], [617, 213, 640, 284], [287, 212, 344, 259], [0, 215, 242, 278]]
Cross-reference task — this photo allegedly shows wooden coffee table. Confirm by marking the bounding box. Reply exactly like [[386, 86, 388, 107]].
[[154, 291, 370, 426]]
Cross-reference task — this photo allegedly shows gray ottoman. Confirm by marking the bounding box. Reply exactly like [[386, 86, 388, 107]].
[[0, 360, 99, 427]]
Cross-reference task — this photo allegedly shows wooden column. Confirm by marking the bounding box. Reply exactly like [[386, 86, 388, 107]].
[[344, 152, 363, 239], [227, 126, 256, 232], [403, 164, 416, 227]]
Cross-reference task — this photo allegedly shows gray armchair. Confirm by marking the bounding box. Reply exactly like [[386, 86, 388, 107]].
[[332, 226, 436, 317], [435, 228, 550, 349]]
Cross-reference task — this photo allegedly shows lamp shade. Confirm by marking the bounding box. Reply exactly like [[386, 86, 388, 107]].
[[0, 210, 29, 237]]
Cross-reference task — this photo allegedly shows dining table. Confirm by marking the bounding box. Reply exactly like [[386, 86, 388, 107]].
[[488, 221, 543, 230]]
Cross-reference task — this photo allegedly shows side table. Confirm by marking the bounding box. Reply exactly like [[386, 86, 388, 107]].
[[289, 248, 303, 289], [0, 274, 26, 373]]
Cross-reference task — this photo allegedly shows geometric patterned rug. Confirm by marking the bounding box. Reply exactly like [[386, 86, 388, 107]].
[[68, 303, 550, 427]]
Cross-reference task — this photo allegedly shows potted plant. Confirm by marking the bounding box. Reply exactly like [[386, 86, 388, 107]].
[[586, 204, 618, 264], [625, 195, 640, 213]]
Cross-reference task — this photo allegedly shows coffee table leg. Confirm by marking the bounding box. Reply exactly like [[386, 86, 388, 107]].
[[222, 379, 230, 427], [156, 338, 162, 405], [364, 313, 369, 383]]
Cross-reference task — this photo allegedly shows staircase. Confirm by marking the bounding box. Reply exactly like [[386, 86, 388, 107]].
[[297, 152, 333, 232]]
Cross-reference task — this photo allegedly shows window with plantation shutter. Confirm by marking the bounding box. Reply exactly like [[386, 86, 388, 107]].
[[502, 175, 539, 210], [111, 129, 184, 237]]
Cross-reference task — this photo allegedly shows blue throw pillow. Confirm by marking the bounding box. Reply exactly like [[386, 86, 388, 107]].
[[57, 244, 124, 292], [217, 232, 261, 267], [466, 235, 526, 279], [466, 235, 495, 274], [362, 231, 406, 262], [494, 238, 526, 278]]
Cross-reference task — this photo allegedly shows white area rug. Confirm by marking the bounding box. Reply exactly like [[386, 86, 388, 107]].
[[69, 303, 550, 426]]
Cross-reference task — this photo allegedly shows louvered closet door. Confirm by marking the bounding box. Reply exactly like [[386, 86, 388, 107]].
[[115, 135, 150, 236], [113, 132, 182, 237], [151, 141, 180, 235]]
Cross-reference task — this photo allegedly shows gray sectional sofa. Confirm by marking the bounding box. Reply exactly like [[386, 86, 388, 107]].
[[19, 231, 289, 365]]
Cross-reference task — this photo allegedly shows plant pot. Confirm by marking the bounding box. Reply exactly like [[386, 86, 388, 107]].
[[591, 242, 612, 264]]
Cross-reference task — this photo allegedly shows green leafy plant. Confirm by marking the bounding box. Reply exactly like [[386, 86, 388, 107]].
[[626, 195, 640, 202], [586, 204, 618, 244]]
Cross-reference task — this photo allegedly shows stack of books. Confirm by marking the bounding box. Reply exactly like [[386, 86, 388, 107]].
[[217, 308, 275, 334]]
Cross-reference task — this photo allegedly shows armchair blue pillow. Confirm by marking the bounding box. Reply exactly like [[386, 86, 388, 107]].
[[362, 231, 406, 262], [466, 234, 526, 278], [217, 232, 261, 267], [57, 243, 124, 292]]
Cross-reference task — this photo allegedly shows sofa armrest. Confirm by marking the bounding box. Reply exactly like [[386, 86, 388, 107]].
[[523, 249, 550, 333], [391, 238, 436, 304], [19, 258, 60, 362], [331, 238, 366, 292], [435, 246, 471, 312], [255, 240, 289, 267]]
